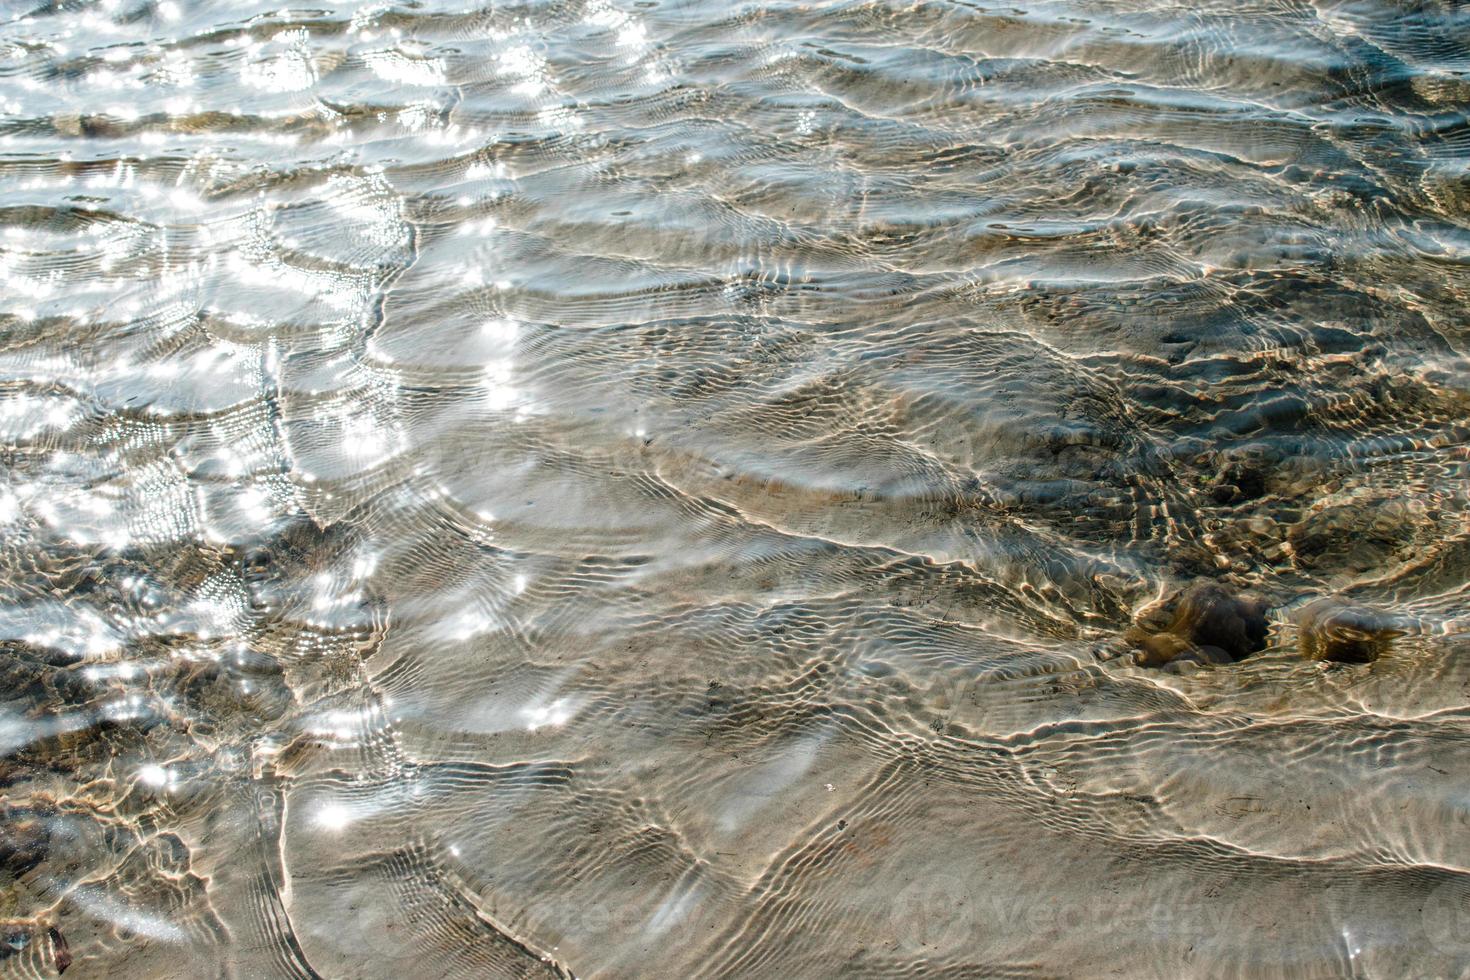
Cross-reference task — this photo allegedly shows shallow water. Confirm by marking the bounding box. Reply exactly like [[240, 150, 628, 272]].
[[1, 0, 1470, 976]]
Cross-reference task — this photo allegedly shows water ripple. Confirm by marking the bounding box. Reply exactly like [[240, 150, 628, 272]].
[[0, 0, 1469, 976]]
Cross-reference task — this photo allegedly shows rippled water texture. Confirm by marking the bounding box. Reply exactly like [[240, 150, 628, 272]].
[[3, 0, 1470, 975]]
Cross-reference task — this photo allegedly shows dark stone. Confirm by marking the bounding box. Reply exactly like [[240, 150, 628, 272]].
[[1211, 482, 1243, 505], [49, 927, 69, 975], [1209, 442, 1279, 504], [0, 805, 50, 879], [1295, 598, 1403, 664], [1126, 581, 1270, 667], [1168, 582, 1270, 660]]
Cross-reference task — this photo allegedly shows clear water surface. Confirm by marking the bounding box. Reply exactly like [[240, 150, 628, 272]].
[[1, 0, 1470, 976]]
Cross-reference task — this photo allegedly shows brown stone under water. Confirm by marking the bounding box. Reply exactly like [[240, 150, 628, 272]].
[[1126, 581, 1271, 668], [1125, 585, 1407, 669], [1294, 597, 1404, 664]]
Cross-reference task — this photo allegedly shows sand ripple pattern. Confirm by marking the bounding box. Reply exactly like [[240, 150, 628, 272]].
[[1, 0, 1470, 976]]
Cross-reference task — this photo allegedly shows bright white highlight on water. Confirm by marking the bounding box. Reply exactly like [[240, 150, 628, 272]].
[[315, 803, 354, 831]]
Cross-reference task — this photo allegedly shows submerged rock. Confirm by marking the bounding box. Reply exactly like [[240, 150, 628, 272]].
[[1209, 442, 1279, 504], [1286, 494, 1430, 578], [0, 804, 50, 880], [1126, 581, 1270, 668], [49, 927, 69, 975], [1295, 598, 1403, 664]]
